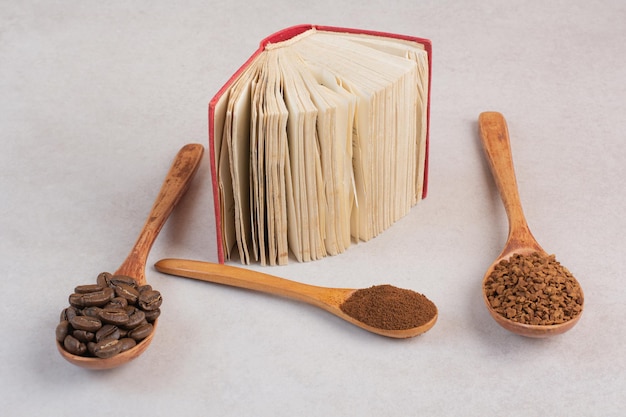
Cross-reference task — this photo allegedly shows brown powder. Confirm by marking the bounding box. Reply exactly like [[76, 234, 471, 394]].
[[484, 252, 583, 325], [339, 285, 437, 330]]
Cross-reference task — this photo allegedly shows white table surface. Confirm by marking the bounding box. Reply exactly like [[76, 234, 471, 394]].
[[2, 1, 625, 415]]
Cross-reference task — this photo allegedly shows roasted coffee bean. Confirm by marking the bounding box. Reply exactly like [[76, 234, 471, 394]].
[[72, 330, 95, 343], [138, 290, 162, 311], [118, 337, 137, 353], [98, 307, 130, 326], [58, 271, 160, 358], [81, 287, 115, 307], [63, 335, 86, 356], [124, 307, 146, 329], [74, 284, 104, 294], [138, 284, 152, 294], [82, 306, 102, 318], [56, 320, 70, 343], [60, 306, 79, 322], [113, 283, 139, 304], [96, 324, 121, 342], [110, 275, 138, 288], [144, 308, 161, 322], [70, 315, 103, 332], [128, 322, 153, 341], [96, 272, 113, 287], [68, 293, 84, 308], [106, 296, 128, 309], [93, 338, 122, 359], [132, 319, 148, 332]]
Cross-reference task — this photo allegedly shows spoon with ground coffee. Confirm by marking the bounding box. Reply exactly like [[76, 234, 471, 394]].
[[57, 143, 204, 369], [478, 112, 584, 337], [154, 258, 437, 338]]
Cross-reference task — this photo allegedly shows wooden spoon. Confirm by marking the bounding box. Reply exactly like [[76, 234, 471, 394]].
[[478, 111, 583, 337], [154, 258, 438, 338], [57, 143, 204, 369]]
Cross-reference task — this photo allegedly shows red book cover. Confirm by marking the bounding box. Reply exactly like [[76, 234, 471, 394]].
[[209, 24, 432, 264]]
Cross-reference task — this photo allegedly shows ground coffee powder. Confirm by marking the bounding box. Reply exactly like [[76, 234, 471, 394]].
[[340, 284, 437, 330], [484, 252, 583, 325]]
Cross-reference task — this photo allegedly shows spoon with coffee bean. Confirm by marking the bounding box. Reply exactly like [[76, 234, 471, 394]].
[[154, 258, 438, 338], [478, 112, 584, 337], [56, 143, 204, 369]]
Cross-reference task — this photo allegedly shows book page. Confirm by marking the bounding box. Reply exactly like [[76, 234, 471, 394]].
[[301, 62, 356, 254], [249, 73, 263, 263], [215, 57, 262, 264], [211, 90, 235, 260], [332, 32, 430, 202], [276, 48, 322, 262], [290, 33, 419, 240], [304, 63, 357, 247], [250, 59, 270, 264], [222, 58, 267, 264], [249, 50, 292, 265]]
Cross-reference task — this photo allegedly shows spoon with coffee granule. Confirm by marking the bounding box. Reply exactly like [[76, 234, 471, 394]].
[[57, 143, 204, 369], [479, 112, 584, 338], [154, 258, 438, 338]]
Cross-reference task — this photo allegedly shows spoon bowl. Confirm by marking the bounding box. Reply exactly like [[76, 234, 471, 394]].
[[479, 112, 584, 337], [481, 248, 583, 338], [154, 258, 437, 338], [57, 143, 204, 369]]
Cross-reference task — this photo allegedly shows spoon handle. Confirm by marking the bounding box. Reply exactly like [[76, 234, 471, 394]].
[[478, 112, 543, 254], [154, 258, 351, 308], [115, 144, 204, 284]]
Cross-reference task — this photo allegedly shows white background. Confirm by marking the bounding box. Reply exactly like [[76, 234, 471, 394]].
[[2, 0, 625, 415]]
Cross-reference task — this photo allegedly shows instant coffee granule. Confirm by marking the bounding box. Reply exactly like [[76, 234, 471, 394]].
[[340, 285, 437, 330], [484, 252, 583, 325]]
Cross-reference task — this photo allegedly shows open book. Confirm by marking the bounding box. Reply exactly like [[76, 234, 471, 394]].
[[210, 25, 431, 265]]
